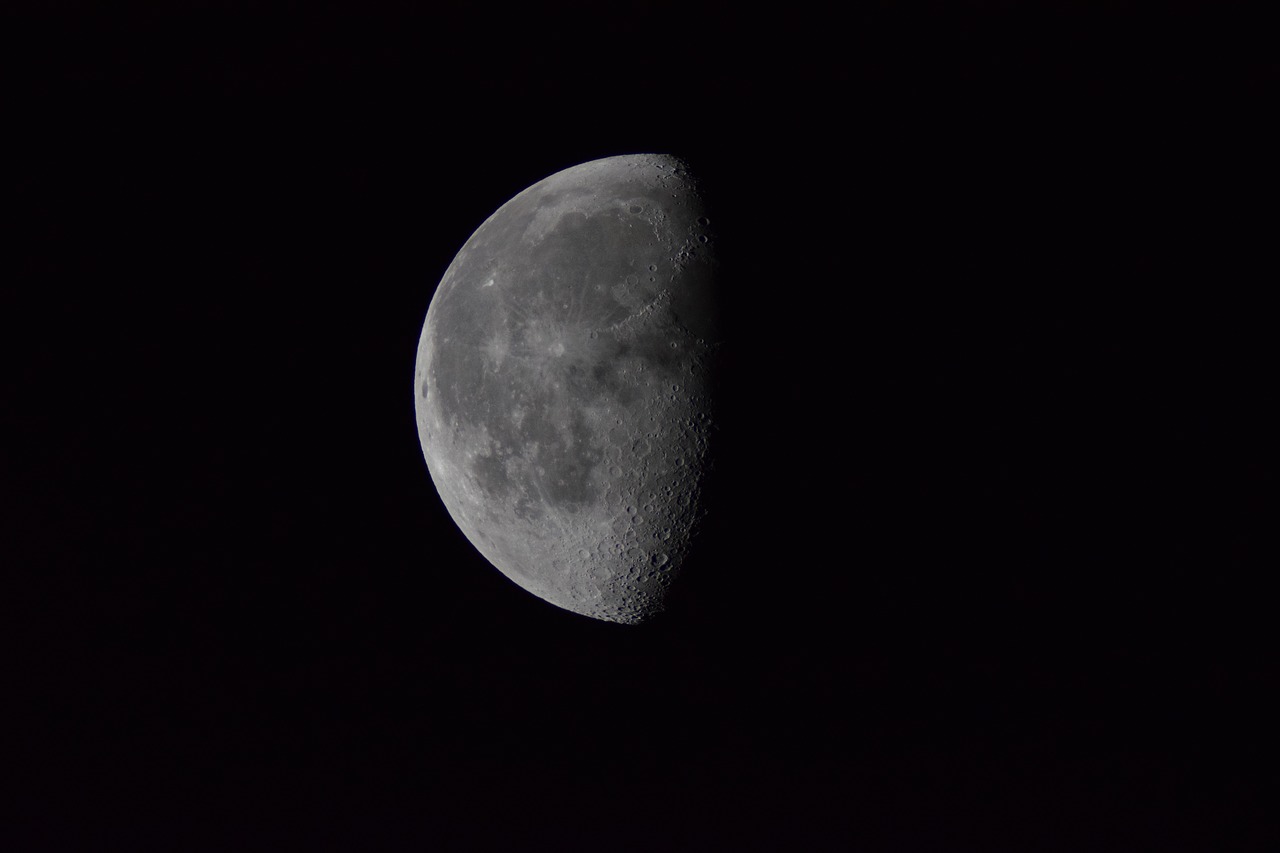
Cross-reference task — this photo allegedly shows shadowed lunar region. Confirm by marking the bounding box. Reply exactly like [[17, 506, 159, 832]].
[[415, 154, 722, 623]]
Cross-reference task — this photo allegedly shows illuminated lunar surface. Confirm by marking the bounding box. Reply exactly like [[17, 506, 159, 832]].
[[414, 154, 722, 623]]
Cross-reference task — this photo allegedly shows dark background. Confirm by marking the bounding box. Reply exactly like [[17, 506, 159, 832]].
[[5, 2, 1275, 850]]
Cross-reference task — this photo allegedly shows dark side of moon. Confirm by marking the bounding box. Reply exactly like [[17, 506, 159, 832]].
[[414, 154, 722, 624]]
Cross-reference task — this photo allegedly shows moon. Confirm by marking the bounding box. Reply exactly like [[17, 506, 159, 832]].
[[414, 154, 722, 624]]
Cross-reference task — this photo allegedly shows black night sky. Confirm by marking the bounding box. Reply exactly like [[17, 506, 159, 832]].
[[6, 2, 1275, 850]]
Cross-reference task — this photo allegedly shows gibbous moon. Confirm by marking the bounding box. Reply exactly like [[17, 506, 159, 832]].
[[414, 154, 722, 623]]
